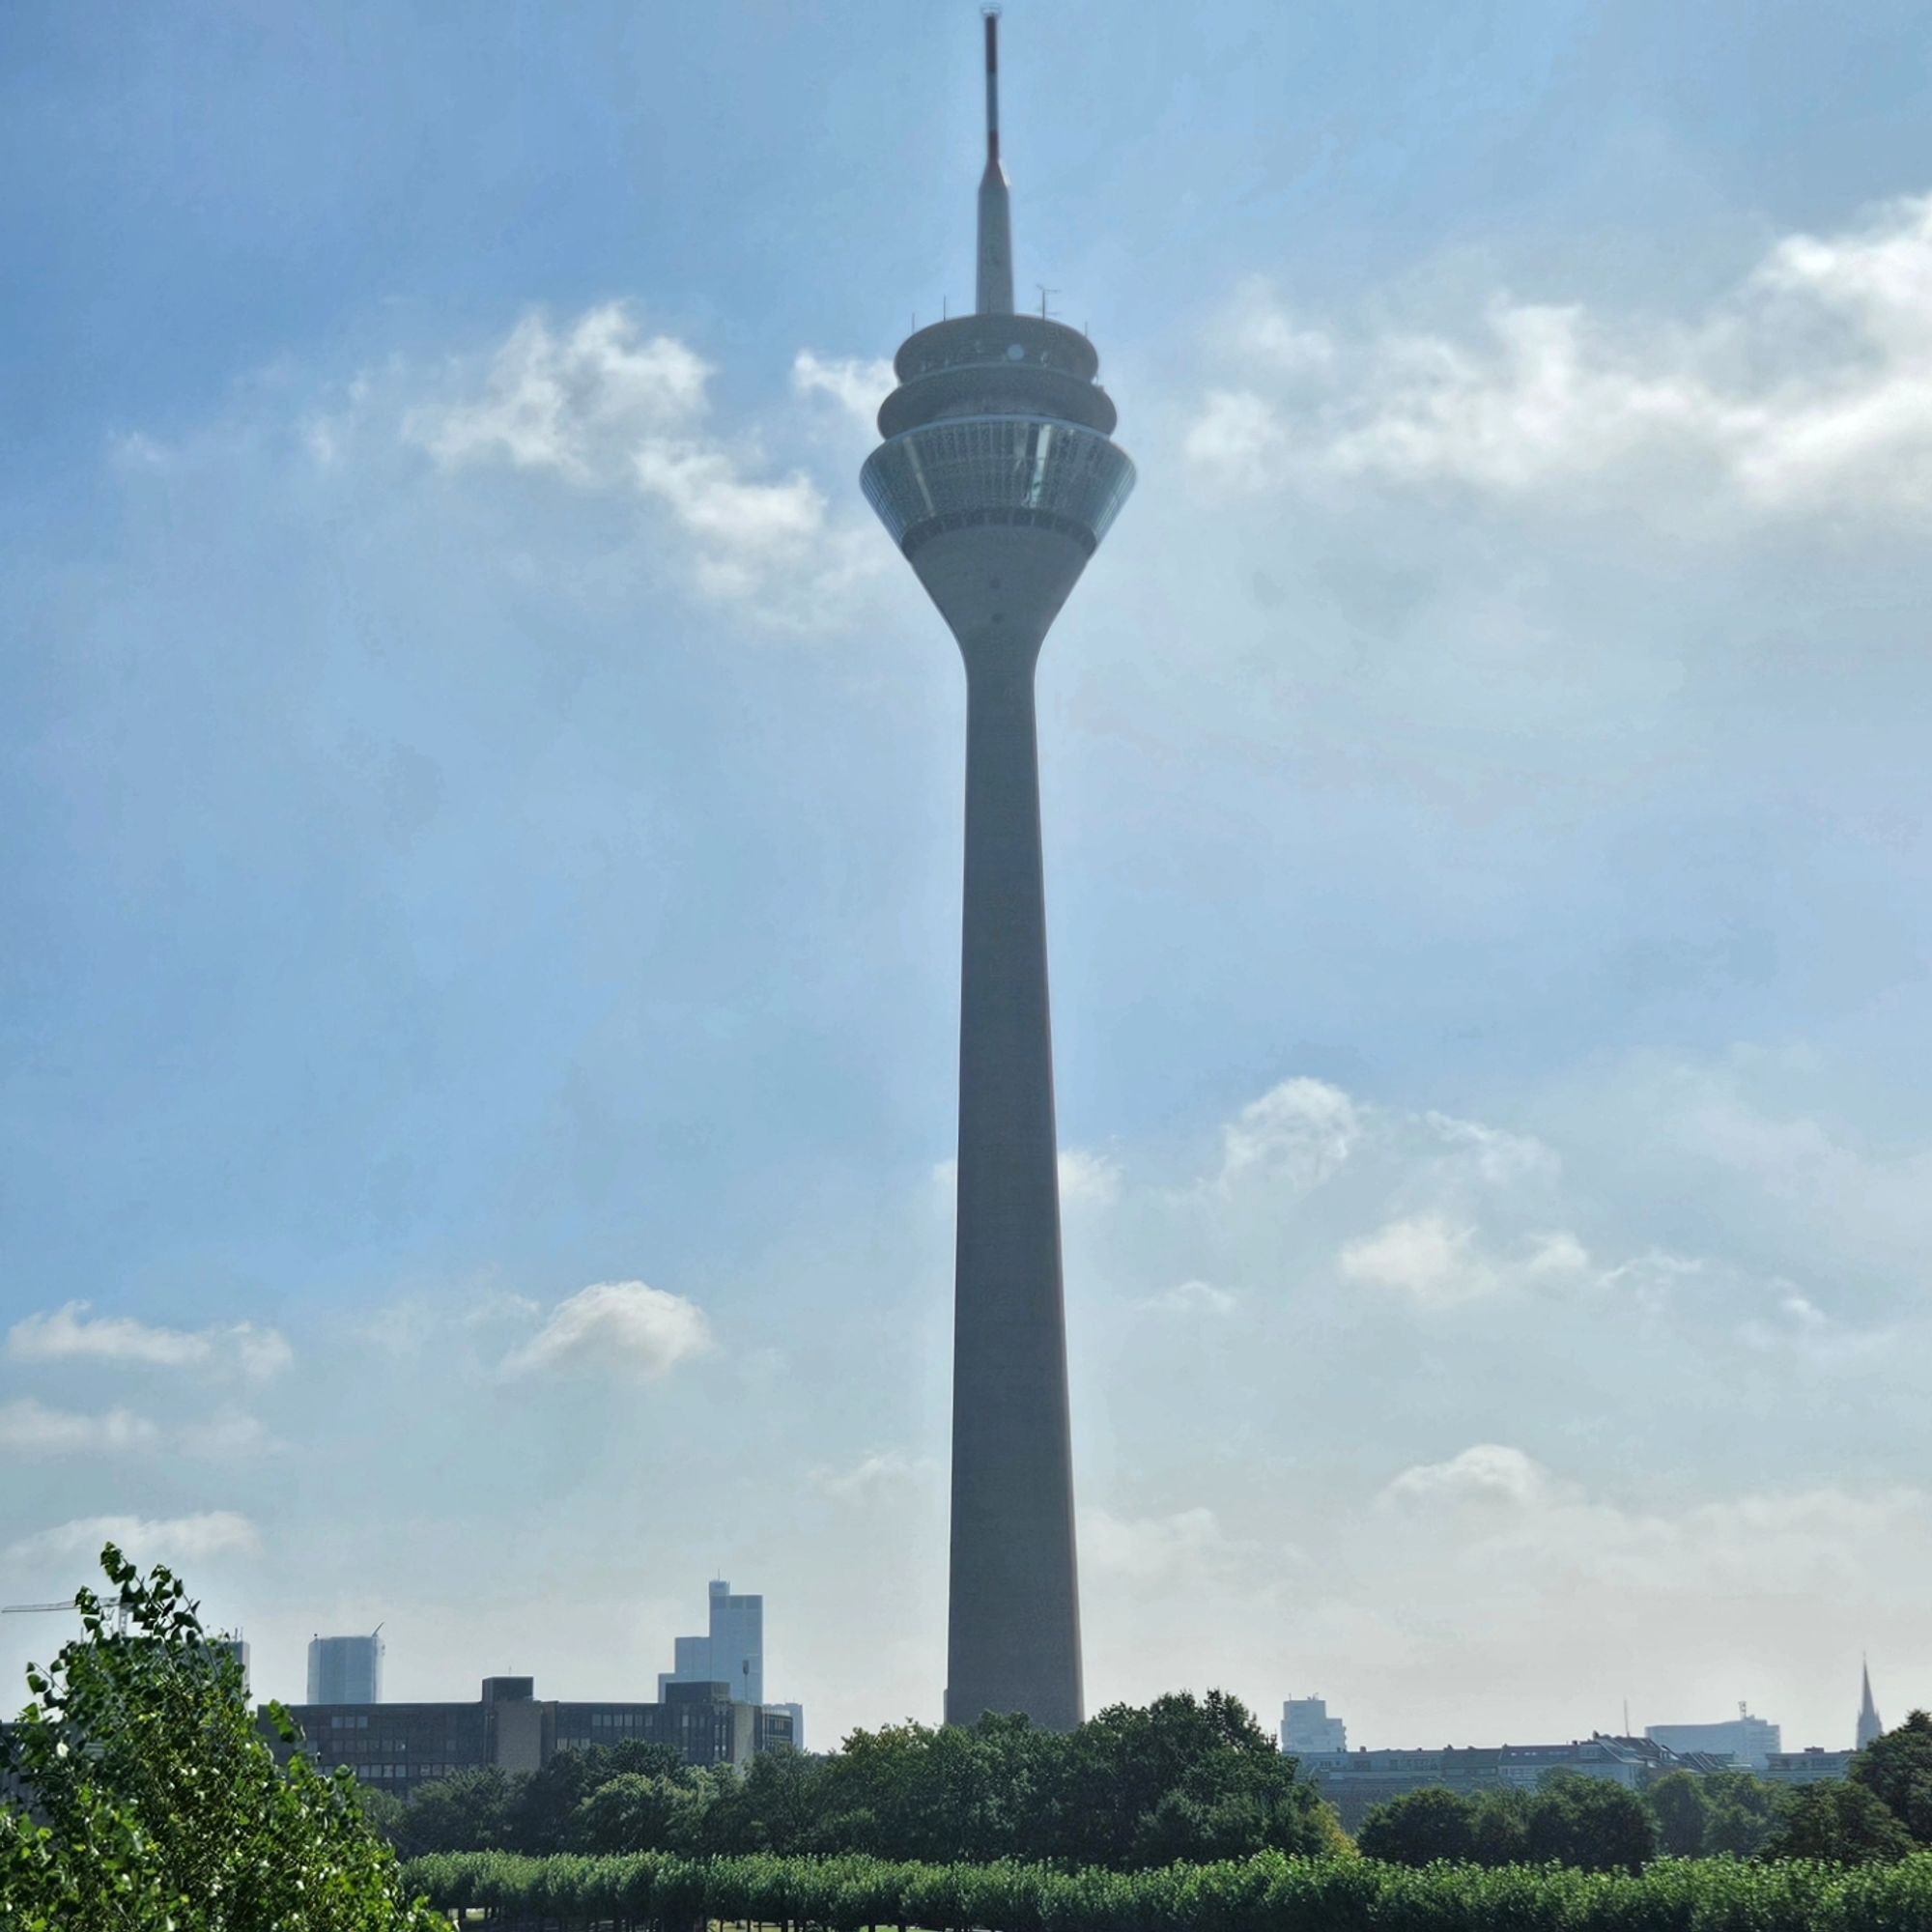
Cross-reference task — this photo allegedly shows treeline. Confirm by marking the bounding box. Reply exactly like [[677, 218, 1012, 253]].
[[386, 1691, 1347, 1867], [1356, 1716, 1932, 1872], [402, 1844, 1932, 1931]]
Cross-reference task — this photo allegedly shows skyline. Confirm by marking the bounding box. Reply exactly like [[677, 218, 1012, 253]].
[[5, 0, 1932, 1756]]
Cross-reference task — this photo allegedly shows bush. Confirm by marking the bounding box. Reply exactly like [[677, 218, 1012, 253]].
[[398, 1846, 1932, 1931]]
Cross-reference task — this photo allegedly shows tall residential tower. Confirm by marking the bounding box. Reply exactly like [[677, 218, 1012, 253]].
[[861, 13, 1135, 1731]]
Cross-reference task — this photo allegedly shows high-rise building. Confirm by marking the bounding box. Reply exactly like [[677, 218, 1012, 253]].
[[658, 1579, 764, 1708], [1857, 1661, 1884, 1748], [861, 10, 1134, 1735], [1282, 1696, 1348, 1755], [213, 1634, 251, 1699], [1646, 1710, 1780, 1770], [307, 1631, 384, 1706]]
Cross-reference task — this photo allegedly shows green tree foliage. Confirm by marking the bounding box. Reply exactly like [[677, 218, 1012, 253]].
[[1646, 1771, 1710, 1858], [1357, 1785, 1477, 1864], [1522, 1770, 1658, 1874], [390, 1764, 515, 1857], [1701, 1770, 1793, 1859], [1361, 1775, 1659, 1873], [1852, 1710, 1932, 1845], [573, 1772, 692, 1854], [1768, 1778, 1919, 1865], [0, 1543, 440, 1930]]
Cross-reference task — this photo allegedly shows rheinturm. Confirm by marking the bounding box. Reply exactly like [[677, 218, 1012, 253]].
[[861, 10, 1134, 1732]]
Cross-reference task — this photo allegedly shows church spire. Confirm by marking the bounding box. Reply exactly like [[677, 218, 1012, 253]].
[[1857, 1657, 1884, 1749]]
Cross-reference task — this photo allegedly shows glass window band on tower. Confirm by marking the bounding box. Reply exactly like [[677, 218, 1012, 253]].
[[863, 416, 1137, 559]]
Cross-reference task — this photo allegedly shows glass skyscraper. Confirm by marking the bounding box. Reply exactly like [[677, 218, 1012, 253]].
[[657, 1579, 762, 1707]]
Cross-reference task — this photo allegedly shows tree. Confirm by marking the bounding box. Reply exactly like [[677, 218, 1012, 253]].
[[1698, 1771, 1789, 1859], [1045, 1690, 1328, 1869], [1466, 1788, 1531, 1866], [1356, 1787, 1477, 1865], [1522, 1772, 1657, 1874], [1766, 1778, 1917, 1863], [732, 1743, 830, 1855], [504, 1743, 653, 1854], [393, 1765, 516, 1857], [1850, 1709, 1932, 1845], [1646, 1772, 1709, 1858], [572, 1771, 688, 1853], [0, 1543, 440, 1929]]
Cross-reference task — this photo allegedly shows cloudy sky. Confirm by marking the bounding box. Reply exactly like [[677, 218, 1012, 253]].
[[5, 0, 1931, 1755]]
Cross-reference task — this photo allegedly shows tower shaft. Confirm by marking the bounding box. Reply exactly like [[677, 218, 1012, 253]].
[[945, 633, 1081, 1730]]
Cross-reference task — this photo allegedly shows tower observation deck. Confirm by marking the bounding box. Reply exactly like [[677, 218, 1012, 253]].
[[861, 12, 1134, 1733]]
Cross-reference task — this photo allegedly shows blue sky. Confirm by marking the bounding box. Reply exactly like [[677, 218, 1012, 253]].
[[5, 0, 1931, 1753]]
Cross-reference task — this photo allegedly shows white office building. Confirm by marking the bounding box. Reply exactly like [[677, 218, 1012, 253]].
[[1282, 1695, 1348, 1754], [1646, 1711, 1780, 1770]]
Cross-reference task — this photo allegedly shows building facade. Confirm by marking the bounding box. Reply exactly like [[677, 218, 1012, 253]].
[[1282, 1696, 1348, 1755], [1646, 1711, 1780, 1770], [1763, 1747, 1859, 1784], [264, 1674, 797, 1803], [307, 1632, 383, 1705]]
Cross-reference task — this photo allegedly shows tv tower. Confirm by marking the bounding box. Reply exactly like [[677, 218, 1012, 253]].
[[861, 10, 1135, 1731]]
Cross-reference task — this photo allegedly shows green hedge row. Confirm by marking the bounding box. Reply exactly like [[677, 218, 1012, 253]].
[[400, 1846, 1932, 1931]]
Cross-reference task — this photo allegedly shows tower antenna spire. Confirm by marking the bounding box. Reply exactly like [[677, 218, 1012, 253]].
[[976, 9, 1014, 314]]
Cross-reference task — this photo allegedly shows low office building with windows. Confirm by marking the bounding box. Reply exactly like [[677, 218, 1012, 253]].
[[263, 1675, 798, 1802], [1295, 1735, 1724, 1831], [1763, 1747, 1859, 1784]]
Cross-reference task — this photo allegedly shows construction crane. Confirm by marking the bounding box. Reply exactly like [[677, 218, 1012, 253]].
[[3, 1596, 132, 1635]]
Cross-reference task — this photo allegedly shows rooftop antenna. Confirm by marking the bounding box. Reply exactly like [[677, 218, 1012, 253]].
[[1037, 284, 1059, 320], [977, 8, 1013, 314]]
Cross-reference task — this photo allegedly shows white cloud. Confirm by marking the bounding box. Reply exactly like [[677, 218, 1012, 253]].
[[792, 350, 894, 429], [409, 303, 709, 477], [497, 1279, 713, 1383], [1341, 1213, 1495, 1304], [1379, 1444, 1574, 1515], [177, 1411, 276, 1460], [1420, 1112, 1559, 1184], [8, 1303, 292, 1381], [811, 1447, 937, 1504], [1082, 1505, 1233, 1585], [1143, 1279, 1240, 1318], [0, 1396, 275, 1461], [8, 1511, 262, 1565], [0, 1398, 159, 1457], [1339, 1215, 1590, 1306], [405, 302, 881, 628], [1183, 389, 1288, 492], [1216, 1076, 1360, 1192], [1059, 1147, 1123, 1206], [1187, 191, 1932, 518]]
